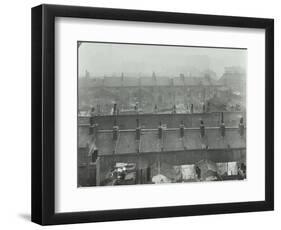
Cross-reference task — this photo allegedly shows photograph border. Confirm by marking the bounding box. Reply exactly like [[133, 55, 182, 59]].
[[31, 4, 274, 225]]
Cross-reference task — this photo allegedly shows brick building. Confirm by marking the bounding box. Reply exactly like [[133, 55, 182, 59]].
[[78, 112, 246, 186], [78, 73, 224, 114]]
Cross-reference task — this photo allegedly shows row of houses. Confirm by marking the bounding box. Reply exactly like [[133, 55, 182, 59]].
[[78, 113, 246, 186], [79, 74, 237, 114]]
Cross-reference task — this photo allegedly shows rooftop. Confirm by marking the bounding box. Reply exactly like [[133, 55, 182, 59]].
[[95, 127, 246, 155], [78, 111, 246, 130], [79, 75, 223, 88]]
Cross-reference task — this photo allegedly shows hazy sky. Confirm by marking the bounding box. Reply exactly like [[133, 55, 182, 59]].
[[78, 42, 247, 79]]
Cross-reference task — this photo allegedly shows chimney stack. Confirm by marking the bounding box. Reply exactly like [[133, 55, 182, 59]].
[[134, 103, 138, 113], [239, 117, 244, 136], [154, 104, 158, 114], [90, 106, 95, 114], [200, 120, 205, 138], [190, 104, 194, 114], [113, 116, 119, 141], [220, 123, 225, 137], [136, 119, 141, 140], [220, 112, 225, 137], [173, 105, 176, 114], [202, 103, 206, 113], [91, 149, 98, 162], [113, 125, 119, 141], [180, 120, 184, 138], [158, 121, 163, 139], [113, 103, 117, 115], [89, 113, 95, 135]]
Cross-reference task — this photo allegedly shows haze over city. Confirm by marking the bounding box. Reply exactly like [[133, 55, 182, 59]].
[[78, 42, 247, 79]]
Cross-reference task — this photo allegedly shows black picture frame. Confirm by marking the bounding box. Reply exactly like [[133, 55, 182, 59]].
[[31, 4, 274, 225]]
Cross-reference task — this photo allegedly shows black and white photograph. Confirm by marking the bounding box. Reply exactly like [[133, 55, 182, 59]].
[[29, 3, 274, 226], [77, 42, 247, 187]]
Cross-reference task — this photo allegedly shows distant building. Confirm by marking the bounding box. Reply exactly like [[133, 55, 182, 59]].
[[219, 66, 246, 94], [78, 73, 224, 113]]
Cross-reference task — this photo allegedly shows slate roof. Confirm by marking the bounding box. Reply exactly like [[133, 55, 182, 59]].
[[96, 127, 246, 155], [96, 132, 115, 154], [115, 131, 139, 154]]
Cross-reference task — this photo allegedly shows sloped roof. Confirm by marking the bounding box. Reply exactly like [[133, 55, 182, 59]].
[[96, 127, 246, 155], [96, 132, 115, 154], [115, 131, 139, 153], [163, 130, 184, 151], [139, 130, 162, 153]]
